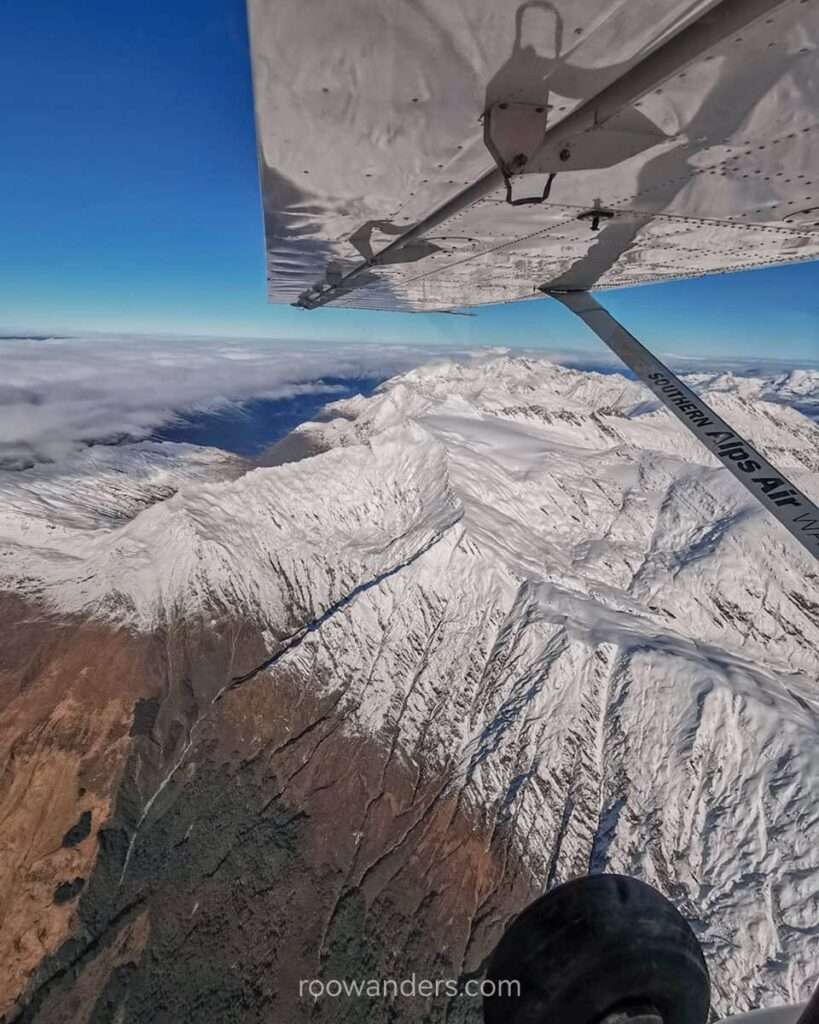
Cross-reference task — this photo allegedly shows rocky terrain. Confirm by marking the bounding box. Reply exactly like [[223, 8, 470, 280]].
[[1, 357, 817, 1023]]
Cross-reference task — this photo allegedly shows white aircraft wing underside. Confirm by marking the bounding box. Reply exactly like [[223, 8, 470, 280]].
[[247, 0, 819, 311]]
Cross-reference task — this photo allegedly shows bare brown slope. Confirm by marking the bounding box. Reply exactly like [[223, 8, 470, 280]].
[[0, 596, 153, 1016], [1, 598, 535, 1024]]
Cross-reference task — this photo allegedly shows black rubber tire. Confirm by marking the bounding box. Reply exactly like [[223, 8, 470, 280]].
[[483, 873, 710, 1024]]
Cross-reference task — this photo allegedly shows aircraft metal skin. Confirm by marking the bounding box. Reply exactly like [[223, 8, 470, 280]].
[[247, 0, 819, 312]]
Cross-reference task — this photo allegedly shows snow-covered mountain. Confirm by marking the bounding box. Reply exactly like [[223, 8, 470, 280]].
[[2, 356, 818, 1022], [685, 368, 819, 419]]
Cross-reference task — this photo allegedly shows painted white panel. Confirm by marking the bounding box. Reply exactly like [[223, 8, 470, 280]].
[[248, 0, 819, 310]]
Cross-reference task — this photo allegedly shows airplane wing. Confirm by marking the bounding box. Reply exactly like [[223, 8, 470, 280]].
[[247, 0, 819, 560], [247, 0, 819, 312]]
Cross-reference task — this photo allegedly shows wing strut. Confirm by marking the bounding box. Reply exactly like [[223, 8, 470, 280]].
[[549, 290, 819, 562]]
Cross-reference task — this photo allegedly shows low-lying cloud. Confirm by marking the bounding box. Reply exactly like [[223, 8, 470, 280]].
[[0, 335, 459, 468], [3, 334, 816, 470]]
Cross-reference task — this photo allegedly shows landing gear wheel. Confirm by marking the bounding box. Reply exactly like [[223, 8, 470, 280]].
[[483, 874, 710, 1024]]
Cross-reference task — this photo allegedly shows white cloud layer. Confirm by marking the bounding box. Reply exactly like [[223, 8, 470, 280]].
[[2, 334, 816, 470], [0, 335, 463, 467]]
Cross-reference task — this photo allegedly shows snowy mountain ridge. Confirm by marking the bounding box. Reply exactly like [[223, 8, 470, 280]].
[[2, 357, 817, 641]]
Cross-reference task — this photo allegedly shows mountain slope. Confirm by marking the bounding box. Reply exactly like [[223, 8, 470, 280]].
[[1, 356, 817, 1022]]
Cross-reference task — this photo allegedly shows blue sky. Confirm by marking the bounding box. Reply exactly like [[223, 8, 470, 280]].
[[1, 0, 817, 362]]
